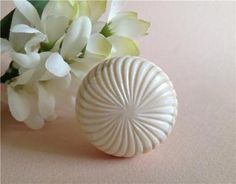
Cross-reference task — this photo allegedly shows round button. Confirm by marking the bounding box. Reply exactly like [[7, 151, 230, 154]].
[[76, 56, 178, 157]]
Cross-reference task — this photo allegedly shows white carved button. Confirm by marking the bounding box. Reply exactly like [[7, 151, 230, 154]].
[[76, 56, 177, 157]]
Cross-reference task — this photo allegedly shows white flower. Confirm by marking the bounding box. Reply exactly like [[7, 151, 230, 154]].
[[7, 83, 53, 129], [107, 11, 150, 38], [56, 16, 112, 78], [1, 0, 70, 76], [8, 0, 112, 77], [101, 9, 150, 57], [1, 0, 150, 129], [43, 0, 107, 23], [0, 0, 109, 129], [5, 52, 72, 129]]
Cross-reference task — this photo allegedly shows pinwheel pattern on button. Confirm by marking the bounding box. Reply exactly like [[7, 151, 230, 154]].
[[76, 56, 178, 157]]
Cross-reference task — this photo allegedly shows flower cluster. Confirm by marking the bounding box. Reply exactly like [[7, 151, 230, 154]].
[[1, 0, 150, 129]]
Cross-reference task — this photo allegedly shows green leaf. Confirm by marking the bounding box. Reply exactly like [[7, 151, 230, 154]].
[[0, 0, 49, 39], [29, 0, 49, 17], [0, 10, 14, 39], [0, 62, 19, 83]]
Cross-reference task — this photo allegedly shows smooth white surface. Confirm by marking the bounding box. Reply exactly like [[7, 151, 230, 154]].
[[76, 56, 177, 157], [1, 1, 236, 184]]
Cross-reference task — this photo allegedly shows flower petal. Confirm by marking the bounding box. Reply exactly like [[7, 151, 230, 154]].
[[45, 52, 71, 77], [13, 0, 41, 29], [107, 0, 125, 21], [11, 52, 41, 68], [11, 24, 41, 34], [50, 35, 64, 52], [68, 0, 76, 6], [92, 21, 106, 34], [48, 73, 72, 90], [40, 71, 55, 81], [20, 52, 51, 82], [12, 69, 35, 86], [41, 0, 74, 20], [61, 16, 92, 60], [24, 92, 45, 129], [110, 11, 137, 22], [25, 34, 47, 53], [85, 33, 112, 58], [10, 9, 30, 27], [87, 1, 107, 22], [79, 1, 90, 17], [1, 38, 12, 53], [24, 113, 44, 130], [9, 10, 32, 52], [70, 58, 102, 79], [41, 16, 69, 43], [107, 35, 139, 56], [37, 83, 56, 119], [110, 18, 150, 37], [7, 85, 31, 121]]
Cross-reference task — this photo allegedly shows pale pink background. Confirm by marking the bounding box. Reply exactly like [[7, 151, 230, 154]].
[[1, 1, 236, 184]]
